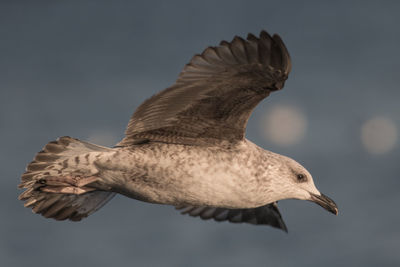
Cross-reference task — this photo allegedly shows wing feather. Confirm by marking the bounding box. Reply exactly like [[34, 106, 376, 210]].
[[176, 202, 288, 231], [118, 30, 291, 146]]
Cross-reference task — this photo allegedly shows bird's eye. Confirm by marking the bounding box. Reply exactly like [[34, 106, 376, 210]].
[[296, 173, 307, 182]]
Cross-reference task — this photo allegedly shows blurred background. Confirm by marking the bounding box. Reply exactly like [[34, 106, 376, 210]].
[[1, 1, 399, 266]]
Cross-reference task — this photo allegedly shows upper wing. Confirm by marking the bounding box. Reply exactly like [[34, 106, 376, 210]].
[[118, 30, 291, 146]]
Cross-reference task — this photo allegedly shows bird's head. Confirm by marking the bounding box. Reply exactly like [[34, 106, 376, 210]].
[[268, 155, 338, 215]]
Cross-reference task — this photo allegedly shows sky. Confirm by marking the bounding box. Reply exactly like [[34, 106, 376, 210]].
[[1, 1, 400, 266]]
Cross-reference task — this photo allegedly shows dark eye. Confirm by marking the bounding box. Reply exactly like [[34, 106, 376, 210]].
[[296, 173, 307, 182]]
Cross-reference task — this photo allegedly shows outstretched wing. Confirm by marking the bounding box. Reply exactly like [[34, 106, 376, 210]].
[[118, 30, 291, 146], [176, 202, 287, 232]]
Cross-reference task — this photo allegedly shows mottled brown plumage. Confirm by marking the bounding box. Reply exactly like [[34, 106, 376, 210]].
[[117, 31, 290, 146], [18, 30, 337, 232]]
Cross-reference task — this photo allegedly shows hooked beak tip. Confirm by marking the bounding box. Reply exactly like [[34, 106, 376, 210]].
[[310, 193, 338, 215]]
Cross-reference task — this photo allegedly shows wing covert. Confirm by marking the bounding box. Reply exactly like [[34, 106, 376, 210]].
[[118, 30, 291, 146]]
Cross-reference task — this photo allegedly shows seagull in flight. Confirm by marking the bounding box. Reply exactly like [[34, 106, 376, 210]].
[[19, 30, 338, 232]]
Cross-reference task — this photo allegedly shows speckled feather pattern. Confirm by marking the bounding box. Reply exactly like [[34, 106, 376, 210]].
[[17, 30, 331, 231], [96, 139, 290, 209]]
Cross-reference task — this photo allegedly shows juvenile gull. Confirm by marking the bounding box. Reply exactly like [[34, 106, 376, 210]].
[[18, 30, 338, 231]]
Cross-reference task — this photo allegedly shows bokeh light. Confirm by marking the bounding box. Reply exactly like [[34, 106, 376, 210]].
[[261, 105, 307, 146], [361, 116, 398, 155]]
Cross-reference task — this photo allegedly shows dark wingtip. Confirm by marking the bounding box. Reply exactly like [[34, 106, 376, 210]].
[[247, 33, 258, 41], [279, 221, 289, 233], [260, 30, 272, 40], [219, 40, 229, 46], [232, 35, 245, 43]]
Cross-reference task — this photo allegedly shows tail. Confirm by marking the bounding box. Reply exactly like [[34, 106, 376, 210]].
[[18, 136, 116, 221]]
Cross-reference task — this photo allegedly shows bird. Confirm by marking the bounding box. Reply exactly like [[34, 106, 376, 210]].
[[18, 30, 338, 232]]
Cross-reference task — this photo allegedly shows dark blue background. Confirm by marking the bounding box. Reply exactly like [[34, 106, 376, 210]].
[[1, 1, 399, 266]]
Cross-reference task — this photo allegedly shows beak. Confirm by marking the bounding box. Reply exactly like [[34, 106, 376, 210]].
[[310, 193, 338, 215]]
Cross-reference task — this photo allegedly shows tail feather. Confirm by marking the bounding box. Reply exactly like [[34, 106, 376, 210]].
[[19, 136, 116, 221]]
